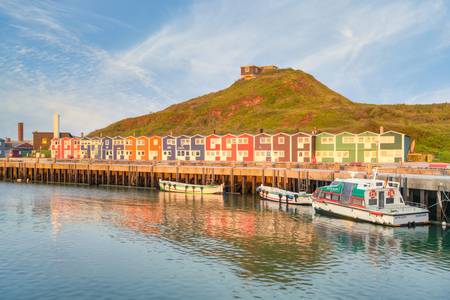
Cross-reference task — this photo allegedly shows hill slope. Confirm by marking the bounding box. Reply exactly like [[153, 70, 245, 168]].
[[89, 68, 450, 161]]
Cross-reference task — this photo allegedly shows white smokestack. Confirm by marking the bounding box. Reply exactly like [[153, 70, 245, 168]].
[[53, 113, 60, 139]]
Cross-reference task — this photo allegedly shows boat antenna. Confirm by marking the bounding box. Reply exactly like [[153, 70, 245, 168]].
[[349, 171, 357, 179], [372, 167, 378, 181]]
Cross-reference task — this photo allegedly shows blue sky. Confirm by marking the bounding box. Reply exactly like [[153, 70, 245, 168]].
[[1, 0, 450, 139]]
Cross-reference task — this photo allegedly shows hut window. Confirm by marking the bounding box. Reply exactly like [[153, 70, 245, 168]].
[[153, 140, 159, 145], [278, 137, 285, 144], [342, 136, 355, 143], [380, 136, 395, 143], [211, 138, 220, 146], [260, 137, 271, 144], [321, 137, 334, 144], [238, 151, 248, 157], [195, 138, 204, 144], [167, 139, 175, 145], [181, 139, 190, 145]]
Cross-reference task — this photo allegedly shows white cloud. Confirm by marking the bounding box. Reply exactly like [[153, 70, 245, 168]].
[[0, 0, 449, 138]]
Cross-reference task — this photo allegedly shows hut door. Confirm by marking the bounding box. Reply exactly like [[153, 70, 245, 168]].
[[378, 191, 385, 209]]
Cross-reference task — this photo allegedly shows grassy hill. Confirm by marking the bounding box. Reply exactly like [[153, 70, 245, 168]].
[[89, 68, 450, 161]]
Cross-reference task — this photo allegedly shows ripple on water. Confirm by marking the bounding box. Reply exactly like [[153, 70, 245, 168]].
[[0, 182, 449, 299]]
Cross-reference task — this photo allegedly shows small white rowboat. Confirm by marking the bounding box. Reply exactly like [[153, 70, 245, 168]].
[[159, 179, 224, 194], [256, 185, 312, 205]]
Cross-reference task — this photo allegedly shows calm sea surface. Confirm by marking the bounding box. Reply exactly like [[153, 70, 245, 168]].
[[0, 182, 449, 299]]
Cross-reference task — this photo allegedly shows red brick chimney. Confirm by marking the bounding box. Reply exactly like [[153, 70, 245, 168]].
[[18, 122, 24, 142]]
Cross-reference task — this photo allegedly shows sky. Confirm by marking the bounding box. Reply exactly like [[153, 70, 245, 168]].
[[1, 0, 450, 139]]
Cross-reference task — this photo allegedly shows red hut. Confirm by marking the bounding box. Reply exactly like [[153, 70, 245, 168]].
[[220, 133, 237, 161], [237, 133, 254, 162], [254, 133, 272, 162], [205, 134, 221, 161], [291, 132, 312, 163], [272, 133, 291, 162]]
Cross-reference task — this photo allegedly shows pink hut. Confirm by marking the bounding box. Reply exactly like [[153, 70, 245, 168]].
[[220, 133, 237, 161], [205, 134, 221, 161], [272, 133, 291, 162], [50, 138, 62, 159], [291, 132, 312, 163], [236, 133, 254, 162]]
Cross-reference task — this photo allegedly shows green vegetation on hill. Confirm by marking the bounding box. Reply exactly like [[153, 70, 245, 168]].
[[89, 68, 450, 161]]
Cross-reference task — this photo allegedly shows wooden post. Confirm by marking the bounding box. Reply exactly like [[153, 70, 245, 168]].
[[107, 166, 110, 185], [242, 176, 247, 194], [436, 189, 443, 222], [419, 190, 426, 207], [230, 168, 235, 193], [252, 176, 256, 194], [261, 168, 265, 186], [150, 165, 154, 187]]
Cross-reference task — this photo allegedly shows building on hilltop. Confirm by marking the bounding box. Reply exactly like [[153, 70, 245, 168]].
[[240, 65, 278, 80]]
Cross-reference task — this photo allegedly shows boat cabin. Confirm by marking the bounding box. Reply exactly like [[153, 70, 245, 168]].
[[315, 178, 404, 210]]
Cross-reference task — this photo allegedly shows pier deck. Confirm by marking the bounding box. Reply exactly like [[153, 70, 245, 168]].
[[1, 158, 449, 221]]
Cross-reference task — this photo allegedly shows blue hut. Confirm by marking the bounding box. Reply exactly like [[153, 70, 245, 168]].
[[113, 136, 125, 160], [162, 136, 176, 160], [176, 135, 191, 160], [101, 136, 113, 160], [190, 134, 205, 161], [80, 137, 91, 159]]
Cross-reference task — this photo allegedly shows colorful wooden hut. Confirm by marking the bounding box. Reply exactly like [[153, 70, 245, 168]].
[[149, 136, 162, 160], [291, 132, 312, 163], [162, 135, 176, 160], [221, 133, 237, 161], [176, 135, 191, 160], [272, 132, 291, 162], [113, 136, 125, 160], [124, 136, 137, 160], [315, 132, 336, 163], [136, 136, 149, 161], [101, 136, 113, 160], [190, 134, 205, 161], [236, 133, 254, 162], [205, 134, 221, 161], [254, 132, 272, 162]]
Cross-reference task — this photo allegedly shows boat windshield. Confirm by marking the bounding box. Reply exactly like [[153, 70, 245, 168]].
[[340, 182, 354, 204]]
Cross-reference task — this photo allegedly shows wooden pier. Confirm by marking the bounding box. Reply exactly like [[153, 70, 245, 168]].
[[1, 158, 449, 221]]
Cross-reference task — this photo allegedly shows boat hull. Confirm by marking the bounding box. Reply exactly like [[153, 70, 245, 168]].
[[257, 186, 312, 205], [312, 200, 429, 227], [159, 180, 223, 194]]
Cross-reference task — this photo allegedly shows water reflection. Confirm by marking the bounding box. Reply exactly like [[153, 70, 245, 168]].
[[1, 182, 450, 299], [42, 186, 450, 281]]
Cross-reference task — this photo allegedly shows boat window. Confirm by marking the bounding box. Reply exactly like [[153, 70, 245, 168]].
[[388, 182, 399, 188], [341, 183, 353, 204], [325, 193, 332, 200], [319, 192, 325, 199], [331, 194, 340, 201], [386, 197, 394, 204], [369, 198, 377, 206], [376, 182, 383, 187]]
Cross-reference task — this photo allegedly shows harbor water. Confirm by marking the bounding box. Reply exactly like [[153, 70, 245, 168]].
[[0, 182, 449, 299]]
